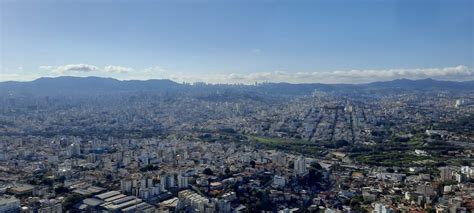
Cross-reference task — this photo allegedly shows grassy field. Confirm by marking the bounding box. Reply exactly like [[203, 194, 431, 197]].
[[245, 135, 324, 156], [353, 151, 435, 167]]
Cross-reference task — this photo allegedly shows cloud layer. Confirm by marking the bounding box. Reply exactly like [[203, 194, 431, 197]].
[[167, 65, 474, 84], [2, 64, 472, 83], [219, 65, 474, 83], [103, 65, 133, 73], [53, 64, 99, 74], [40, 64, 133, 74]]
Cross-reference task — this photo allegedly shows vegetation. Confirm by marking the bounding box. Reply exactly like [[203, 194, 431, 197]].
[[350, 130, 465, 167], [63, 194, 85, 210], [246, 135, 323, 156], [203, 168, 214, 176], [54, 186, 70, 194], [353, 152, 433, 167], [436, 113, 474, 135]]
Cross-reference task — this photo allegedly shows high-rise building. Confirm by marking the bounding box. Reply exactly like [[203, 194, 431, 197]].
[[272, 152, 286, 166], [120, 180, 132, 193], [217, 199, 231, 213], [178, 174, 189, 189], [439, 167, 453, 182], [294, 156, 307, 175], [68, 143, 81, 157], [160, 174, 175, 190]]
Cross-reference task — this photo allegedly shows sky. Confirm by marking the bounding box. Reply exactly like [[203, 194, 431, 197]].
[[0, 0, 473, 83]]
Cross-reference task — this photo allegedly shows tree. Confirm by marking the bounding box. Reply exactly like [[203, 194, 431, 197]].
[[460, 160, 470, 166], [308, 168, 323, 185], [203, 168, 214, 176], [57, 175, 66, 183], [310, 162, 322, 170], [288, 161, 294, 169], [42, 177, 54, 186], [335, 139, 349, 148], [224, 167, 231, 174], [250, 160, 256, 168], [63, 194, 84, 210], [54, 186, 69, 194], [106, 174, 113, 180]]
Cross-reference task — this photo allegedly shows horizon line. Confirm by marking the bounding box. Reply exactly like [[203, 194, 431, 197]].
[[1, 75, 473, 86]]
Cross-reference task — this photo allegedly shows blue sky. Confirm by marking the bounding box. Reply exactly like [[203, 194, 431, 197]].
[[1, 0, 473, 83]]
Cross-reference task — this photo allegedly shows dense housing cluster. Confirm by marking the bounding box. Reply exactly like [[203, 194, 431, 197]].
[[0, 78, 473, 212]]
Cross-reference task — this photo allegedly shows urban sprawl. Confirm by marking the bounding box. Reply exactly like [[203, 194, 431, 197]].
[[0, 79, 473, 213]]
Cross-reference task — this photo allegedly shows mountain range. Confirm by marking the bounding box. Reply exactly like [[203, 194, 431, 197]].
[[1, 76, 473, 97]]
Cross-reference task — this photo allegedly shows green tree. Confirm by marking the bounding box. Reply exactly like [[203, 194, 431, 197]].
[[250, 160, 256, 168], [203, 168, 214, 176]]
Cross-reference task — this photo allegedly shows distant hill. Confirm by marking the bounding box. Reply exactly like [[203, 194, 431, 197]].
[[0, 76, 181, 96], [252, 78, 474, 95], [0, 76, 473, 97], [362, 78, 474, 90]]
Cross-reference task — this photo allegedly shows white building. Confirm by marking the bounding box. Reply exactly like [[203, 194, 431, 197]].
[[273, 175, 286, 188], [373, 203, 393, 213], [461, 166, 473, 176], [294, 156, 307, 175], [178, 190, 215, 213]]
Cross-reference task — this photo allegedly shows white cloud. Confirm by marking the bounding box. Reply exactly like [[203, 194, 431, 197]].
[[165, 65, 474, 84], [227, 73, 245, 80], [53, 64, 99, 74], [312, 65, 473, 83], [114, 66, 169, 80], [19, 64, 474, 84], [103, 65, 133, 73], [43, 64, 132, 75]]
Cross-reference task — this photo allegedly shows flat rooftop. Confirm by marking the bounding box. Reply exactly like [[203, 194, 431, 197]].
[[95, 191, 121, 200]]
